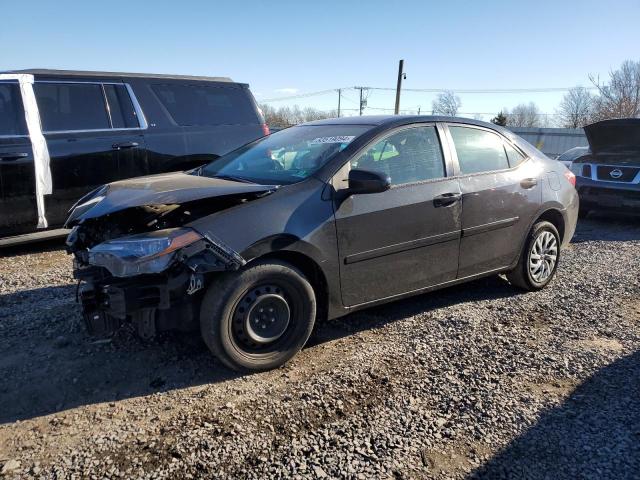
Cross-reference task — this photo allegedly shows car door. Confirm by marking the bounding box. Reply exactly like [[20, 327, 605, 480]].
[[0, 80, 38, 237], [34, 81, 147, 227], [333, 124, 462, 307], [445, 124, 541, 278]]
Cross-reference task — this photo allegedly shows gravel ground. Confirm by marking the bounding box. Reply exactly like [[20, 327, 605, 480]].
[[0, 214, 639, 479]]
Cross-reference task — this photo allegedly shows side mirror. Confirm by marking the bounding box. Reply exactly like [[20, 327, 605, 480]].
[[348, 169, 391, 194]]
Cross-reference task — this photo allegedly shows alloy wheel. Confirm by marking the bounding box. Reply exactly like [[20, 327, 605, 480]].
[[529, 230, 558, 283]]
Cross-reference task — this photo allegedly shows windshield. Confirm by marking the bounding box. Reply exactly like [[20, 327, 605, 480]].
[[558, 147, 589, 162], [201, 125, 370, 184]]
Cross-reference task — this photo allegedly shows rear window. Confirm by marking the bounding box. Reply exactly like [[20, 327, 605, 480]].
[[104, 84, 139, 128], [0, 83, 28, 136], [504, 142, 526, 167], [35, 83, 110, 131], [450, 126, 510, 174], [151, 83, 259, 126]]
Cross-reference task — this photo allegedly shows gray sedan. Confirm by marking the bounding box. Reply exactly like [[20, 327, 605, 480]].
[[66, 116, 579, 371]]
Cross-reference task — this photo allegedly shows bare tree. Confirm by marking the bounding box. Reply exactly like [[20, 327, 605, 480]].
[[590, 60, 640, 120], [431, 91, 461, 116], [506, 102, 541, 127], [557, 87, 595, 128], [259, 104, 337, 127]]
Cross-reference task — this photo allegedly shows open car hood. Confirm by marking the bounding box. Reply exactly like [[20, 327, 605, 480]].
[[584, 118, 640, 155], [66, 171, 278, 225]]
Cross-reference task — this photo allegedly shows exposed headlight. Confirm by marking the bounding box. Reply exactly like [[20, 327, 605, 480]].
[[88, 228, 202, 277]]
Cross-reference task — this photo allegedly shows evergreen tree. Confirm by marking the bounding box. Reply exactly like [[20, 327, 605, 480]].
[[491, 111, 508, 126]]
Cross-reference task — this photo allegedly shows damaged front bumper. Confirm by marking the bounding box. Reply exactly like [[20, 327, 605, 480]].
[[71, 229, 245, 337]]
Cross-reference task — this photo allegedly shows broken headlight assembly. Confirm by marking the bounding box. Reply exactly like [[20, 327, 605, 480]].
[[88, 228, 203, 277]]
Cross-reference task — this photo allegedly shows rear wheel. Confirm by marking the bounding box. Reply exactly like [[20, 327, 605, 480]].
[[507, 221, 560, 291], [200, 260, 316, 372]]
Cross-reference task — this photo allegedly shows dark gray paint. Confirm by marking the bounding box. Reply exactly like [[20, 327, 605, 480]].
[[69, 116, 579, 321]]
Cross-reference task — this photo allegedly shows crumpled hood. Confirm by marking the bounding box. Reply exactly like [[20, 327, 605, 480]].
[[584, 118, 640, 155], [65, 171, 278, 225]]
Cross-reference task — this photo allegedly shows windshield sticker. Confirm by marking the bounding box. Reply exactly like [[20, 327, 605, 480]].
[[309, 136, 356, 144]]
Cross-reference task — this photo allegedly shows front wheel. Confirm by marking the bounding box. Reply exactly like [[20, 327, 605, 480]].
[[507, 221, 561, 291], [200, 260, 316, 372]]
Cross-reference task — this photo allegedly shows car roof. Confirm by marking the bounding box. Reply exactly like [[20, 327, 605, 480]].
[[2, 69, 235, 83], [303, 115, 506, 131]]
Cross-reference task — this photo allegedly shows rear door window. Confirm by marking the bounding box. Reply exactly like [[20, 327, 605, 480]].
[[0, 83, 28, 136], [34, 82, 110, 132], [504, 142, 526, 167], [104, 84, 139, 128], [151, 84, 259, 126], [449, 126, 510, 174]]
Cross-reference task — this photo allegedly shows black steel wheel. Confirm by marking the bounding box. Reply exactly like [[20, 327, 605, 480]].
[[200, 260, 316, 372]]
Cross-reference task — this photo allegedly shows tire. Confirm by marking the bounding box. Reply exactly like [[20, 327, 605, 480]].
[[506, 221, 560, 291], [200, 260, 316, 372]]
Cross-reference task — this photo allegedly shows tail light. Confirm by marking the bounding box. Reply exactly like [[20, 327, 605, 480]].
[[261, 123, 270, 136], [564, 170, 576, 187]]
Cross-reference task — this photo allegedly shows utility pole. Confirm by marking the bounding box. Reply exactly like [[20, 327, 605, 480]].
[[337, 89, 341, 117], [356, 87, 367, 116], [394, 59, 406, 115]]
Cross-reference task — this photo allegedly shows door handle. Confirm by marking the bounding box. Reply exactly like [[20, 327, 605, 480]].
[[433, 192, 462, 207], [112, 141, 139, 150], [0, 152, 29, 161], [520, 178, 538, 189]]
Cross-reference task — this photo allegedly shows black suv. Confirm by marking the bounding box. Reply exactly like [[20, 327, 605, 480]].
[[0, 69, 267, 244]]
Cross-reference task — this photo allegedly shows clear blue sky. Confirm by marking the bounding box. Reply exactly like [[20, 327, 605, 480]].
[[3, 0, 639, 121]]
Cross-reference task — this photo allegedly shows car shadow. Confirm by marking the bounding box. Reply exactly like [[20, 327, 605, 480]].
[[468, 349, 640, 479], [0, 282, 241, 425], [308, 274, 521, 347], [572, 213, 640, 243], [0, 274, 519, 425], [0, 236, 66, 257]]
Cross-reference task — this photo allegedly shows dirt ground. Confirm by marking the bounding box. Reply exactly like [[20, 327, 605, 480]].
[[0, 214, 639, 479]]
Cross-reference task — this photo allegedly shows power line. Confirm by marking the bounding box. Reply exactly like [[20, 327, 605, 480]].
[[260, 88, 350, 102], [259, 85, 597, 102], [365, 106, 562, 116], [367, 86, 598, 94]]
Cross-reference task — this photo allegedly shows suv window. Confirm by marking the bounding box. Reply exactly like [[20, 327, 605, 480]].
[[0, 83, 28, 136], [504, 142, 526, 167], [352, 126, 445, 185], [104, 84, 139, 128], [450, 126, 509, 174], [151, 84, 258, 126], [35, 83, 110, 132]]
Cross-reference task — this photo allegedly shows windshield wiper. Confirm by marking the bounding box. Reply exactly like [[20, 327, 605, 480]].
[[211, 174, 256, 184]]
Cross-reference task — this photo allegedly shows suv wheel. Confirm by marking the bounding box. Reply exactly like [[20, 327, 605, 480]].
[[507, 220, 560, 291], [200, 260, 316, 372]]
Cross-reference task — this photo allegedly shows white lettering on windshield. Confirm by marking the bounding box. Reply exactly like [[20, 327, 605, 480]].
[[309, 136, 356, 144]]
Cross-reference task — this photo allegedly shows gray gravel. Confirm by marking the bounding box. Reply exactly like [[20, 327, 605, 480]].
[[0, 213, 639, 479]]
